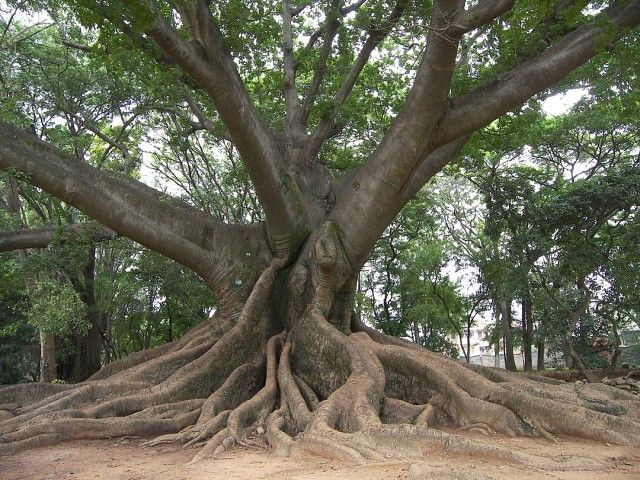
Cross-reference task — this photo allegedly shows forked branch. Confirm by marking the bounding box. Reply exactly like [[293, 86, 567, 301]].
[[434, 0, 640, 147], [304, 0, 408, 159], [328, 0, 465, 267], [143, 0, 308, 255], [0, 121, 262, 296], [283, 0, 303, 136]]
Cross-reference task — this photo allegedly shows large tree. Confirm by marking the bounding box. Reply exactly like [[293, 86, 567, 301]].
[[1, 0, 640, 463]]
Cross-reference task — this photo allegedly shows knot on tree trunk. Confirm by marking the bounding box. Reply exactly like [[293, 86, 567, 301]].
[[313, 222, 341, 272], [307, 222, 352, 317]]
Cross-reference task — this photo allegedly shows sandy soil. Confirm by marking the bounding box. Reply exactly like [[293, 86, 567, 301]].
[[1, 434, 638, 480]]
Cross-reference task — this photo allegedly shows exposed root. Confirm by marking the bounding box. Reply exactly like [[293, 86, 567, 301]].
[[1, 409, 201, 456], [141, 359, 266, 448], [292, 373, 319, 411], [182, 410, 231, 448], [0, 260, 283, 457], [0, 382, 78, 407], [291, 307, 385, 434], [88, 317, 224, 381], [414, 403, 437, 427], [291, 423, 611, 470], [382, 397, 428, 424], [277, 341, 311, 431], [189, 427, 232, 463], [226, 333, 283, 442], [265, 402, 294, 456], [2, 264, 638, 470], [455, 423, 496, 435]]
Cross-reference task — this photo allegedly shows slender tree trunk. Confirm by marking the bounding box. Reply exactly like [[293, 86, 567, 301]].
[[5, 177, 59, 383], [412, 320, 419, 344], [69, 244, 102, 382], [494, 303, 501, 368], [456, 331, 468, 363], [86, 313, 102, 376], [564, 342, 575, 369], [609, 314, 622, 370], [167, 303, 174, 343], [39, 330, 56, 382], [83, 244, 102, 376], [500, 300, 517, 371], [522, 293, 533, 371], [143, 286, 157, 350], [466, 316, 471, 363], [564, 331, 596, 383], [71, 334, 86, 381], [421, 324, 428, 348], [72, 321, 102, 382], [536, 340, 545, 370]]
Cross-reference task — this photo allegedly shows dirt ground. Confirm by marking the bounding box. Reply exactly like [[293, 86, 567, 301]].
[[1, 433, 638, 480]]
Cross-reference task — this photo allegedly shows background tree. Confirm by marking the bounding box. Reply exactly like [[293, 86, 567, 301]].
[[358, 192, 463, 356]]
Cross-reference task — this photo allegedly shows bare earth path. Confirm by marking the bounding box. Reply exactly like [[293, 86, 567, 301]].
[[1, 434, 638, 480]]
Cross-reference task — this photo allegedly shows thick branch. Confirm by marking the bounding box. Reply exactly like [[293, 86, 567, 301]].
[[574, 276, 593, 319], [0, 121, 264, 298], [395, 135, 470, 206], [147, 2, 307, 255], [340, 0, 367, 15], [329, 0, 464, 268], [453, 0, 515, 34], [0, 223, 115, 252], [292, 0, 312, 16], [299, 3, 340, 129], [434, 0, 640, 147], [331, 0, 640, 269], [283, 0, 303, 135], [60, 38, 92, 52]]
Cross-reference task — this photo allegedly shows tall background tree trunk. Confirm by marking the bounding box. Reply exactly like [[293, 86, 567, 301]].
[[466, 317, 471, 363], [564, 329, 596, 382], [67, 244, 102, 381], [537, 340, 545, 370], [522, 293, 533, 371], [5, 176, 58, 382], [39, 331, 56, 382], [609, 314, 622, 370], [500, 300, 517, 371]]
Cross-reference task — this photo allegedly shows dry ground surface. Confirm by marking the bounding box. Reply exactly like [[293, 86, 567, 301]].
[[1, 433, 638, 480]]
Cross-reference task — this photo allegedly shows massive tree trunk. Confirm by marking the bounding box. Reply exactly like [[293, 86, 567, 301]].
[[2, 0, 640, 464]]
